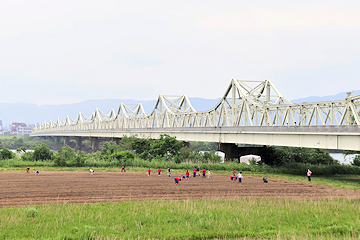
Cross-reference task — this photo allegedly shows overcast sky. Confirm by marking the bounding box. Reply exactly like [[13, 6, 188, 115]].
[[1, 0, 359, 105]]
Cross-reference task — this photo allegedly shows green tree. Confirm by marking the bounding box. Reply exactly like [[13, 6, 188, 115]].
[[54, 146, 76, 166], [352, 155, 360, 167], [33, 144, 53, 161], [149, 134, 183, 159], [109, 151, 135, 161], [21, 151, 34, 161], [262, 146, 337, 166], [131, 138, 150, 159], [101, 141, 119, 158], [0, 148, 15, 160], [16, 146, 27, 153], [72, 151, 86, 167], [201, 150, 221, 163], [118, 136, 136, 151]]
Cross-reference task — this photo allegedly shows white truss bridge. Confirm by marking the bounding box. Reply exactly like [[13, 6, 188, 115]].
[[32, 79, 360, 151]]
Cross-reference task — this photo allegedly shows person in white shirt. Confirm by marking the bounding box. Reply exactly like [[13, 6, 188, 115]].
[[237, 172, 242, 183], [89, 169, 94, 175]]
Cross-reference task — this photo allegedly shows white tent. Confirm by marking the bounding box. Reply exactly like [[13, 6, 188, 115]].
[[240, 155, 261, 164]]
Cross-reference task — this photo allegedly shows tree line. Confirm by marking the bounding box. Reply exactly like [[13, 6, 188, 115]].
[[0, 135, 359, 167]]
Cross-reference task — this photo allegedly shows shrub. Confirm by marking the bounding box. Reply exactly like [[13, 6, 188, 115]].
[[21, 152, 34, 161], [72, 151, 86, 167], [101, 141, 119, 158], [352, 155, 360, 167], [0, 148, 15, 160], [33, 144, 53, 161], [54, 146, 75, 166], [108, 151, 135, 166]]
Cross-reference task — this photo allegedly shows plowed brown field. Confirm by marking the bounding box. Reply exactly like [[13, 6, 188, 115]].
[[1, 171, 359, 207]]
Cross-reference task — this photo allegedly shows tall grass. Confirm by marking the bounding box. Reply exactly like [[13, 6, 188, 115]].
[[0, 198, 359, 239], [0, 159, 53, 168]]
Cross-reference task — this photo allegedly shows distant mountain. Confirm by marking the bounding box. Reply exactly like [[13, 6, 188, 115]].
[[291, 90, 360, 104], [0, 98, 221, 127]]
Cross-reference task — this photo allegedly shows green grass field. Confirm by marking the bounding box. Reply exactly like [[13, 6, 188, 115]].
[[1, 198, 359, 239]]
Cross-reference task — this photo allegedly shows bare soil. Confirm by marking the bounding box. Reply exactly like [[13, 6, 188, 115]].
[[1, 171, 360, 207]]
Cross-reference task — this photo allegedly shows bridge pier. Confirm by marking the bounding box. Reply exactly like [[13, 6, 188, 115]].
[[63, 137, 70, 147], [91, 137, 100, 152], [217, 143, 268, 162], [183, 141, 190, 148], [53, 137, 62, 150], [74, 137, 84, 151]]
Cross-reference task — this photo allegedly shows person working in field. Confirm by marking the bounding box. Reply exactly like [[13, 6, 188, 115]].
[[158, 167, 161, 177], [174, 177, 181, 184], [147, 168, 151, 176], [207, 169, 211, 179], [186, 170, 190, 179], [181, 175, 186, 179], [197, 166, 201, 176], [35, 170, 40, 175], [167, 167, 171, 177], [26, 167, 30, 173], [89, 169, 94, 175], [193, 167, 197, 177], [263, 178, 268, 183], [307, 169, 312, 181], [232, 169, 236, 176], [121, 166, 126, 172], [202, 168, 206, 178], [237, 172, 242, 183]]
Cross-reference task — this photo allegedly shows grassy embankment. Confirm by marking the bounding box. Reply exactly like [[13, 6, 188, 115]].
[[1, 198, 360, 239]]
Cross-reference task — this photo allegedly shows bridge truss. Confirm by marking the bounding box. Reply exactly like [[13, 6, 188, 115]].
[[34, 79, 360, 132]]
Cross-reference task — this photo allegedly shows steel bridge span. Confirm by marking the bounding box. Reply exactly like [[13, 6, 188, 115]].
[[31, 79, 360, 157]]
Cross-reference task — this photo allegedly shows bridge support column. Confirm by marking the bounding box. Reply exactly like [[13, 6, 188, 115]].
[[217, 143, 268, 162], [63, 137, 71, 147], [217, 143, 241, 161], [54, 137, 62, 150], [183, 141, 190, 148], [75, 137, 84, 151], [91, 137, 99, 152]]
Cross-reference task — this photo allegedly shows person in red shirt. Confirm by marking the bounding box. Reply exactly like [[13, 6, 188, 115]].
[[232, 169, 236, 176], [174, 177, 181, 184], [202, 168, 206, 178], [230, 175, 234, 181], [158, 168, 161, 177], [186, 170, 190, 179], [26, 167, 30, 173], [193, 168, 197, 177], [147, 168, 151, 176], [181, 175, 186, 179]]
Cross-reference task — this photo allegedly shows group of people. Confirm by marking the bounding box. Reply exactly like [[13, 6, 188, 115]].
[[26, 167, 40, 175], [230, 169, 243, 183], [174, 167, 211, 184], [27, 166, 313, 183], [145, 167, 211, 184]]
